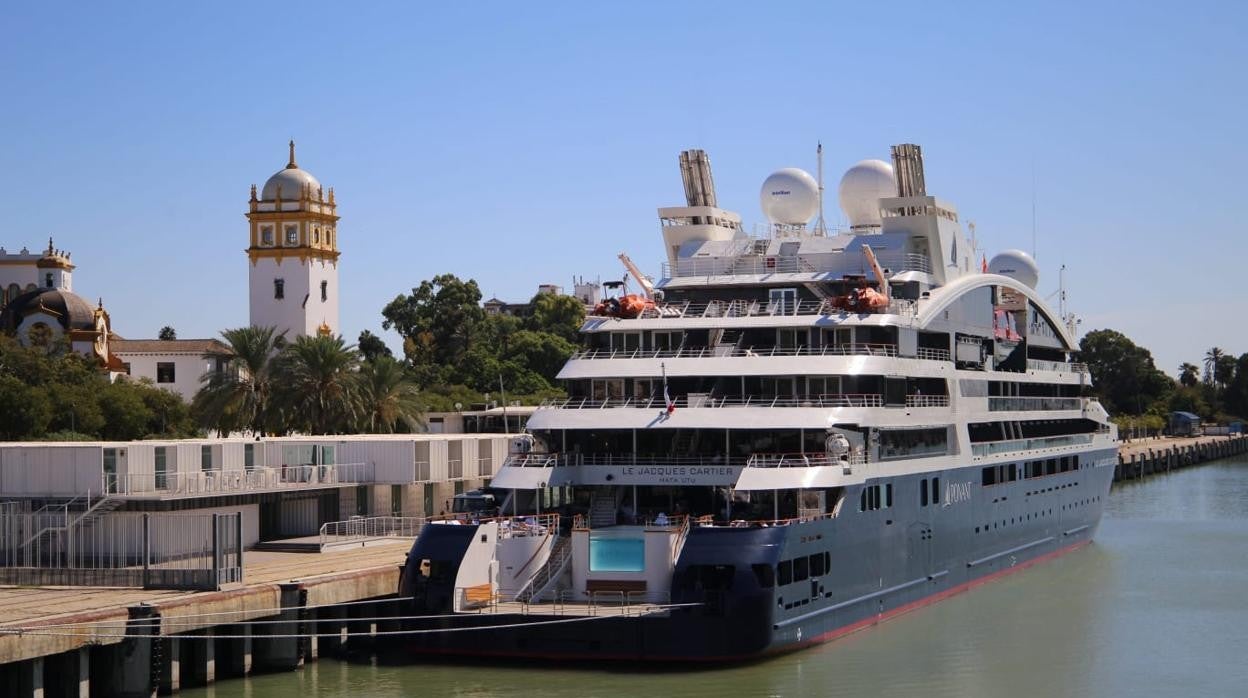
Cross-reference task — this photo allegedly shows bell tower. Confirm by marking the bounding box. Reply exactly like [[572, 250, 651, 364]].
[[246, 141, 340, 339]]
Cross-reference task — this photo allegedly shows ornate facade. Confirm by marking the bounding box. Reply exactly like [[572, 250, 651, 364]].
[[246, 142, 341, 340]]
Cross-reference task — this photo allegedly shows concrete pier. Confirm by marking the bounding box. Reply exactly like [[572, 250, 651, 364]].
[[0, 544, 408, 695], [1114, 434, 1247, 482]]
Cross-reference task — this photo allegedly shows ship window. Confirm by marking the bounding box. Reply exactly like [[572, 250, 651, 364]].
[[769, 288, 797, 314], [920, 478, 929, 507], [778, 560, 793, 586], [689, 564, 735, 591], [983, 466, 997, 487], [932, 477, 940, 504], [885, 483, 893, 508], [752, 563, 775, 588], [1008, 463, 1018, 481], [810, 553, 826, 577], [792, 556, 809, 582], [1047, 459, 1057, 475]]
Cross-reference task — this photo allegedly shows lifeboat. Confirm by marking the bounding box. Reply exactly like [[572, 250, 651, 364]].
[[592, 294, 654, 319]]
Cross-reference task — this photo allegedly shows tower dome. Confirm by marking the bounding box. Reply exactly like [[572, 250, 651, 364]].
[[261, 141, 322, 200], [838, 159, 896, 229]]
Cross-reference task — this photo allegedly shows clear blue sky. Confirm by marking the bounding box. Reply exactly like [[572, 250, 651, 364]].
[[2, 1, 1244, 375]]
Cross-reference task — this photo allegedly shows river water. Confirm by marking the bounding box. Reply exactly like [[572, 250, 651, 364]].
[[186, 458, 1248, 697]]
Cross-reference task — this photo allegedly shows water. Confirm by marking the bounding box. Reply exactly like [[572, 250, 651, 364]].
[[589, 532, 645, 572], [186, 459, 1248, 697]]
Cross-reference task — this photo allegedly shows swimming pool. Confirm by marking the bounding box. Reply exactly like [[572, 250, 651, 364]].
[[589, 534, 645, 572]]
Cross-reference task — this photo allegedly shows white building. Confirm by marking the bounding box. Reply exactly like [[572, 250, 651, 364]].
[[110, 338, 233, 400], [246, 141, 341, 340]]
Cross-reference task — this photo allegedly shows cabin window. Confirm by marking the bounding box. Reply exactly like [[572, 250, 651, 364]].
[[932, 477, 940, 504], [244, 443, 255, 471], [920, 478, 929, 507], [201, 445, 212, 471], [778, 560, 793, 586], [769, 288, 797, 314], [792, 556, 809, 582], [810, 553, 826, 577]]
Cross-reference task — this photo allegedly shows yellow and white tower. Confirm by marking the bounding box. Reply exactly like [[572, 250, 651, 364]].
[[246, 142, 340, 339]]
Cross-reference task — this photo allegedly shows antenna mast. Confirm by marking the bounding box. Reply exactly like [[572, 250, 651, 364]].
[[815, 142, 827, 236]]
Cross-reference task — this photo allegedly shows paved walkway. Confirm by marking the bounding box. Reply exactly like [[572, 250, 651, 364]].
[[0, 541, 408, 627], [1117, 435, 1237, 460]]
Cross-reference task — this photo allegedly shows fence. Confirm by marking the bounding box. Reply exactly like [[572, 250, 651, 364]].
[[0, 508, 243, 590], [318, 515, 425, 551], [104, 462, 373, 497]]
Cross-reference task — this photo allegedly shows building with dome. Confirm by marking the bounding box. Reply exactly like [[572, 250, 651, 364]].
[[246, 141, 340, 340], [0, 238, 122, 370]]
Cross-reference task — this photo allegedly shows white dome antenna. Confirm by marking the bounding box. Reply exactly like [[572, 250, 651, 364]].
[[838, 159, 896, 230], [989, 249, 1040, 289], [760, 168, 819, 229]]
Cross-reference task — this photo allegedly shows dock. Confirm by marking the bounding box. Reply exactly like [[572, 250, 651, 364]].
[[1, 434, 1246, 696], [0, 543, 407, 696]]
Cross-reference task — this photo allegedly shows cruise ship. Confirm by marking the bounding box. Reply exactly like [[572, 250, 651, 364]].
[[398, 143, 1118, 661]]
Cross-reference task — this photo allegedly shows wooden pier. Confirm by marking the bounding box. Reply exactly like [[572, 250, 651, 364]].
[[1113, 434, 1247, 481]]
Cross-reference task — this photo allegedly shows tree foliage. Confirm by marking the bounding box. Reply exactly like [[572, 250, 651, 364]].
[[158, 326, 177, 341], [0, 335, 196, 441], [380, 275, 581, 398], [1078, 329, 1172, 415]]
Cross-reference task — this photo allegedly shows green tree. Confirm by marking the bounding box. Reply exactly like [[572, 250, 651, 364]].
[[97, 382, 154, 441], [39, 382, 106, 436], [1178, 362, 1200, 388], [1204, 347, 1225, 386], [357, 356, 423, 433], [381, 274, 485, 375], [0, 375, 51, 439], [158, 326, 177, 341], [272, 335, 361, 434], [1079, 329, 1172, 415], [526, 291, 586, 342], [357, 329, 393, 363], [192, 326, 286, 435]]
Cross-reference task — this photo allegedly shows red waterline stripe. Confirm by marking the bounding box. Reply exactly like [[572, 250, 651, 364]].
[[404, 538, 1092, 663]]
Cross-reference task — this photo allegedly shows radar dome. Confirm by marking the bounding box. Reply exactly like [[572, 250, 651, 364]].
[[760, 168, 820, 226], [988, 250, 1040, 289], [838, 159, 896, 228]]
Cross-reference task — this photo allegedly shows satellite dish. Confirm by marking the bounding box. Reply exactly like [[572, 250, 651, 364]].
[[838, 159, 896, 228], [989, 250, 1040, 289], [760, 168, 819, 226]]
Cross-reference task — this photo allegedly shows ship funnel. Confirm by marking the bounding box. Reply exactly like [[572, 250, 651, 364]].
[[679, 149, 718, 208], [890, 143, 927, 197]]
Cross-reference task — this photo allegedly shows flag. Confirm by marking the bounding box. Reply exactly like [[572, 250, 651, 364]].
[[981, 255, 988, 273]]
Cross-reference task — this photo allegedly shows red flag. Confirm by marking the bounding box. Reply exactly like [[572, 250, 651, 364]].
[[664, 381, 676, 414], [981, 255, 988, 273]]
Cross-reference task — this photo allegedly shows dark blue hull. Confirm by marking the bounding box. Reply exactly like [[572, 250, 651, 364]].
[[399, 449, 1116, 661]]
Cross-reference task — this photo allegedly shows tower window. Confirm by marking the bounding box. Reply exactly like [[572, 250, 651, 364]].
[[261, 226, 274, 246], [45, 273, 53, 288], [285, 225, 298, 245], [274, 278, 285, 299], [321, 280, 328, 302], [313, 228, 320, 244]]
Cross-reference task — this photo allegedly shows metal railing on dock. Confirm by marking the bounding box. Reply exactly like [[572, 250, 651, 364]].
[[318, 516, 425, 551]]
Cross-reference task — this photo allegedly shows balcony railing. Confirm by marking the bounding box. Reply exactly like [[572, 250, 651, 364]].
[[970, 433, 1095, 457], [906, 394, 951, 407], [987, 397, 1084, 412], [571, 342, 918, 361], [745, 452, 868, 468], [1026, 359, 1090, 374], [662, 251, 933, 279], [541, 393, 889, 410], [106, 462, 373, 497], [504, 454, 748, 468]]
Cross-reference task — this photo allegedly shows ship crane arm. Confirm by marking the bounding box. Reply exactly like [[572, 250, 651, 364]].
[[618, 253, 655, 300], [861, 244, 891, 304]]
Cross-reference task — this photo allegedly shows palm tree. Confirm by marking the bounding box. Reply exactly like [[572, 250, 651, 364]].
[[357, 356, 424, 433], [192, 326, 286, 436], [272, 334, 361, 435], [1179, 363, 1200, 388], [1204, 347, 1225, 386]]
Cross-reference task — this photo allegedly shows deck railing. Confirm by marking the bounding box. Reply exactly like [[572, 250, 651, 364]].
[[745, 452, 868, 468], [541, 393, 888, 410], [971, 433, 1095, 457], [987, 396, 1085, 412], [107, 462, 372, 497], [570, 343, 949, 361], [662, 251, 933, 278]]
